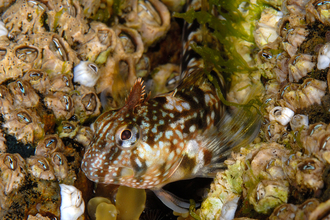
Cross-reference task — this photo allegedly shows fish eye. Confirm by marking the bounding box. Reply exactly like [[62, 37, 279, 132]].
[[121, 129, 131, 140], [115, 124, 140, 149]]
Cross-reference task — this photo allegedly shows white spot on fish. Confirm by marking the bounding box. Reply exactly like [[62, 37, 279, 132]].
[[165, 130, 173, 139], [152, 127, 157, 133], [205, 94, 210, 104], [182, 102, 190, 110], [175, 129, 183, 139], [168, 151, 175, 161], [175, 105, 183, 112], [189, 125, 196, 133], [154, 132, 163, 142]]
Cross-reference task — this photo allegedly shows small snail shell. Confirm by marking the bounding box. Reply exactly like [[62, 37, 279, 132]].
[[290, 114, 309, 131], [269, 106, 294, 126]]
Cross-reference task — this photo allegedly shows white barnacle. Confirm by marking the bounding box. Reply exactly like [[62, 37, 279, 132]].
[[0, 21, 8, 37], [59, 184, 85, 220], [317, 43, 330, 70], [73, 61, 100, 87], [269, 106, 294, 126]]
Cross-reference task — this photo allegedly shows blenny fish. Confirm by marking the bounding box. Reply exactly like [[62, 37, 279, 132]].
[[82, 0, 261, 213]]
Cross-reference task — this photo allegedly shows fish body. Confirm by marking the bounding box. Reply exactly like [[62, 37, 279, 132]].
[[81, 76, 227, 189], [81, 0, 261, 193]]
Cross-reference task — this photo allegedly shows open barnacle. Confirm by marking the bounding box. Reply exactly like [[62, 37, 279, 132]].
[[22, 69, 50, 94], [58, 121, 79, 139], [1, 0, 48, 39], [58, 121, 93, 147], [73, 61, 100, 87], [306, 0, 330, 25], [48, 73, 74, 93], [288, 54, 315, 82], [46, 0, 89, 45], [8, 80, 39, 108], [285, 152, 325, 191], [278, 14, 309, 57], [26, 155, 55, 180], [249, 180, 289, 214], [35, 134, 65, 157], [264, 120, 288, 142], [28, 33, 79, 74], [278, 78, 327, 111], [76, 21, 117, 62], [0, 153, 26, 195], [300, 122, 330, 164], [72, 85, 101, 123], [44, 92, 75, 120], [73, 126, 93, 148], [2, 108, 45, 145], [0, 85, 14, 115], [49, 152, 68, 181], [121, 0, 171, 49], [0, 38, 42, 84], [249, 143, 291, 180], [268, 203, 298, 220]]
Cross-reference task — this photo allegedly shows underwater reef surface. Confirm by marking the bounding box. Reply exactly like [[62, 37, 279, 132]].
[[0, 0, 330, 220]]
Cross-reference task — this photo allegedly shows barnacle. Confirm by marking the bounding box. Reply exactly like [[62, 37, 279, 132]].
[[1, 0, 47, 39], [50, 152, 68, 181], [278, 78, 327, 111], [59, 184, 85, 220], [149, 63, 180, 97], [28, 33, 79, 74], [76, 21, 117, 62], [0, 85, 14, 115], [285, 152, 325, 191], [268, 198, 320, 219], [249, 180, 290, 214], [73, 61, 100, 87], [317, 42, 330, 70], [2, 108, 44, 144], [48, 74, 74, 93], [8, 80, 39, 108], [0, 38, 42, 84], [306, 0, 330, 25], [290, 114, 309, 131], [44, 92, 75, 120], [0, 130, 6, 153], [47, 0, 89, 45], [22, 70, 50, 94], [0, 153, 26, 195], [0, 21, 8, 37], [27, 213, 52, 220], [254, 7, 282, 49], [35, 134, 65, 157], [26, 155, 56, 180], [288, 54, 316, 82], [121, 0, 171, 49]]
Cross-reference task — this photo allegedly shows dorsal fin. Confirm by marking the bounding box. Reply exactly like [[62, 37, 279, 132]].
[[125, 78, 146, 109]]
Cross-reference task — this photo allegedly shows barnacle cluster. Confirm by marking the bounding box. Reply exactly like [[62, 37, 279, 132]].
[[0, 0, 177, 218], [3, 0, 330, 219], [176, 0, 330, 219]]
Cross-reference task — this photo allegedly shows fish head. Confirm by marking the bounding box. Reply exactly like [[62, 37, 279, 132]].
[[81, 79, 183, 188]]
